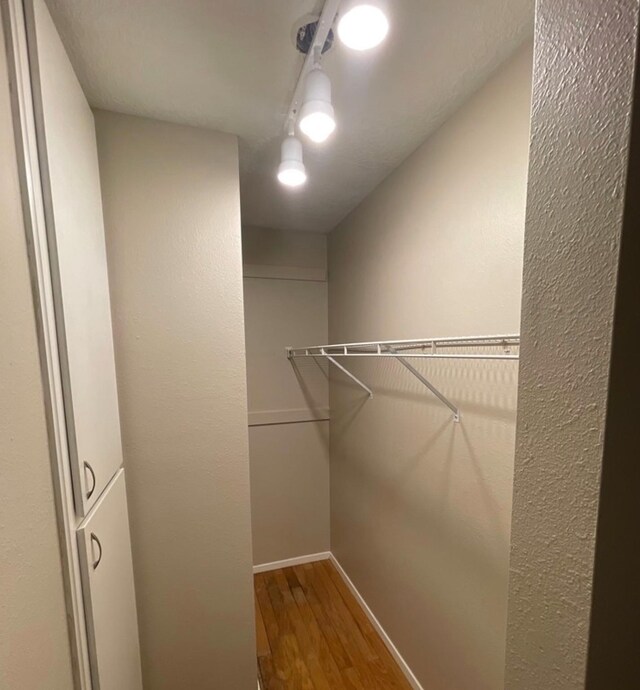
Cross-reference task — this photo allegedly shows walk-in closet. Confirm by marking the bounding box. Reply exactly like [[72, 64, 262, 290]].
[[2, 1, 639, 690]]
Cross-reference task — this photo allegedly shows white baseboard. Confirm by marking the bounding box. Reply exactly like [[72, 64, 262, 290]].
[[253, 551, 331, 574], [329, 554, 424, 690]]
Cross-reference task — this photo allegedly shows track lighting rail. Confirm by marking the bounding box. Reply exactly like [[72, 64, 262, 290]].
[[286, 0, 342, 130], [287, 334, 520, 422], [279, 1, 390, 184]]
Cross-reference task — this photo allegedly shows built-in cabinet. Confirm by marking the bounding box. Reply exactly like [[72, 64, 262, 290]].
[[77, 471, 143, 690], [23, 0, 143, 687], [30, 0, 123, 519]]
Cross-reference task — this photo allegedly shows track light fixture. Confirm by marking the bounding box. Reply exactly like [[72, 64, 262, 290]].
[[278, 0, 390, 191], [278, 128, 307, 187], [337, 2, 389, 51], [299, 64, 336, 143]]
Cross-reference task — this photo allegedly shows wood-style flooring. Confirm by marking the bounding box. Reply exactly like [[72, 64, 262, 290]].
[[254, 559, 412, 690]]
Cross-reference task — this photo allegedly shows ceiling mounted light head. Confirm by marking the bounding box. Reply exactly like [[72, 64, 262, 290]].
[[337, 1, 389, 51], [278, 134, 307, 188], [299, 66, 336, 143]]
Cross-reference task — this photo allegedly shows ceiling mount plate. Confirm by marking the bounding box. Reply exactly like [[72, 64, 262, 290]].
[[295, 17, 334, 55]]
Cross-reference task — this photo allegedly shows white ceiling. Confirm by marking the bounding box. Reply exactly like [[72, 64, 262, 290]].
[[45, 0, 534, 233]]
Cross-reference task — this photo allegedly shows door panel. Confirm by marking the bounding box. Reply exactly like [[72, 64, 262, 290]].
[[77, 470, 143, 690], [30, 0, 122, 515]]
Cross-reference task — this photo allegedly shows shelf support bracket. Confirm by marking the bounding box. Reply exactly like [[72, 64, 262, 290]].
[[387, 347, 460, 422], [324, 351, 374, 399]]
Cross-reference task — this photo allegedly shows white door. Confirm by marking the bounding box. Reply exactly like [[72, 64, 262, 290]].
[[77, 470, 143, 690], [29, 0, 123, 515]]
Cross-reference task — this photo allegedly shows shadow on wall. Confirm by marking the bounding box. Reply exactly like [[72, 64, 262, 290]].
[[327, 356, 519, 538], [290, 357, 329, 397], [287, 359, 332, 454], [329, 355, 519, 423], [327, 355, 519, 687]]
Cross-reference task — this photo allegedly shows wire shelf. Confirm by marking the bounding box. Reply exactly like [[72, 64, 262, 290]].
[[286, 334, 520, 422]]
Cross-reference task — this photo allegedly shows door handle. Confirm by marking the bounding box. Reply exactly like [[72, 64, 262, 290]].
[[84, 461, 96, 500], [90, 533, 103, 570]]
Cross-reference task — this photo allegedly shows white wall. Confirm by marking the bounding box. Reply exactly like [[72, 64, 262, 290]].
[[95, 111, 256, 690], [0, 15, 74, 689], [243, 226, 330, 564], [328, 43, 532, 690]]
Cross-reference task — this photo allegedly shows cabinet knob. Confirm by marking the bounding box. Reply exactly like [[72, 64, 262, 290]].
[[90, 533, 103, 570], [84, 461, 96, 500]]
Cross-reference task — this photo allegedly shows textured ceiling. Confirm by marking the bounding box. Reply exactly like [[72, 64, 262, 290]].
[[45, 0, 533, 232]]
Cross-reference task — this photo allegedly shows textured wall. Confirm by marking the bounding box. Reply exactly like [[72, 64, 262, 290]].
[[95, 111, 256, 690], [505, 2, 640, 688], [0, 16, 74, 690], [243, 226, 330, 564], [328, 44, 532, 690]]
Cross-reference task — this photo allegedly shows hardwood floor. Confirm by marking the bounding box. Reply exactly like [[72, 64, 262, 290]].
[[254, 560, 413, 690]]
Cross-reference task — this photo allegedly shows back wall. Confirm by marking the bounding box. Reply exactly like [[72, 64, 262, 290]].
[[243, 226, 330, 565]]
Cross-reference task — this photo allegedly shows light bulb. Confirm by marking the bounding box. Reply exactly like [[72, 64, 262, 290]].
[[299, 111, 336, 143], [298, 67, 336, 143], [338, 4, 389, 51], [277, 135, 307, 187], [278, 167, 307, 187]]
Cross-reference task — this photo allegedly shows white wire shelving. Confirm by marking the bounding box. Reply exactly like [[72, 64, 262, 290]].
[[286, 334, 520, 423]]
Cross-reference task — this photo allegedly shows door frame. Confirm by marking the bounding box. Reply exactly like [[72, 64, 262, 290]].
[[1, 0, 91, 687]]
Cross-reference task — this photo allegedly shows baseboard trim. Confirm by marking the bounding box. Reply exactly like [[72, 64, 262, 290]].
[[253, 551, 331, 574], [329, 554, 424, 690]]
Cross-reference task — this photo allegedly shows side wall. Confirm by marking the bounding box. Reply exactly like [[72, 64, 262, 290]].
[[243, 226, 330, 565], [95, 111, 256, 690], [505, 2, 640, 688], [328, 44, 532, 690], [0, 15, 74, 690]]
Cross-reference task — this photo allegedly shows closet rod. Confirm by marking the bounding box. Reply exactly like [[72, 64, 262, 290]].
[[286, 334, 520, 423]]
